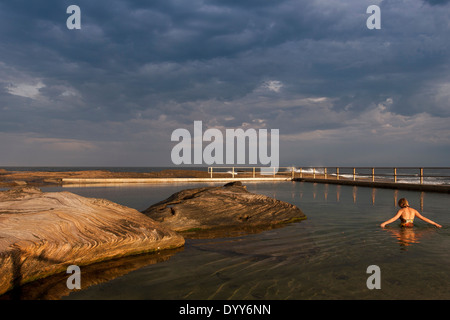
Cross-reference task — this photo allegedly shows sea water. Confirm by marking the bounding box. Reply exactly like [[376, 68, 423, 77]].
[[7, 180, 443, 300]]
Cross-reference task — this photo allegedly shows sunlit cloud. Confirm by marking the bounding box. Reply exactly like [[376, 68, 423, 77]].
[[6, 81, 45, 99]]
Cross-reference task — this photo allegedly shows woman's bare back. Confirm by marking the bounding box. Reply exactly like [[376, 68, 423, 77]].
[[381, 198, 442, 228], [399, 207, 417, 221]]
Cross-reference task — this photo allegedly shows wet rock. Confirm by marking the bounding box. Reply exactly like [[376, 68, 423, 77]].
[[143, 182, 306, 237]]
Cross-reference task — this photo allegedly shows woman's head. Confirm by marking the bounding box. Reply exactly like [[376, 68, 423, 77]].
[[398, 198, 409, 208]]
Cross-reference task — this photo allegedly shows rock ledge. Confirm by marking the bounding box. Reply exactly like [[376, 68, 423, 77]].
[[0, 187, 184, 295], [143, 182, 306, 236]]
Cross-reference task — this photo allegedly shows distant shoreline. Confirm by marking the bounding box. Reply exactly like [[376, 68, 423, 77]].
[[0, 168, 212, 187], [0, 168, 292, 187], [1, 167, 449, 193]]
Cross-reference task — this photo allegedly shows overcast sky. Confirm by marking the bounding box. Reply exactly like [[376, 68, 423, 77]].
[[0, 0, 449, 167]]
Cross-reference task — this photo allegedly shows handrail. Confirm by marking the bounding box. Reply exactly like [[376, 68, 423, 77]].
[[292, 167, 450, 185], [207, 166, 450, 185], [207, 166, 296, 178]]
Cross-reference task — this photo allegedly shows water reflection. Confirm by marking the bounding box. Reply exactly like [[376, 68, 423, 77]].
[[304, 183, 427, 212], [383, 227, 436, 251], [384, 227, 420, 250], [394, 190, 398, 208], [298, 183, 432, 250], [0, 248, 183, 300], [420, 192, 424, 212]]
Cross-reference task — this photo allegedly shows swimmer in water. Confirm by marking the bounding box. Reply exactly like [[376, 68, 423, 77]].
[[380, 198, 442, 228]]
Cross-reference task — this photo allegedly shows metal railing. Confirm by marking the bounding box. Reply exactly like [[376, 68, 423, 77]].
[[206, 166, 450, 185], [207, 167, 297, 179], [293, 167, 450, 185]]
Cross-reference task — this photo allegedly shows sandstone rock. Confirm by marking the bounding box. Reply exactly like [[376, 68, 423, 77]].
[[143, 182, 306, 237], [0, 187, 185, 295]]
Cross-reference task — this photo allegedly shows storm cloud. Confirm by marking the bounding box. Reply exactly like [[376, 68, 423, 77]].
[[0, 0, 449, 166]]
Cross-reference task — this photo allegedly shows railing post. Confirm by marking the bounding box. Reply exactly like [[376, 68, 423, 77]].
[[232, 167, 235, 178], [324, 168, 327, 179], [291, 167, 294, 179], [353, 168, 356, 181], [313, 168, 316, 179], [372, 168, 375, 182], [394, 168, 397, 183], [210, 167, 213, 178], [253, 167, 256, 178], [336, 167, 339, 180], [420, 168, 423, 184], [273, 167, 276, 177], [300, 168, 303, 178]]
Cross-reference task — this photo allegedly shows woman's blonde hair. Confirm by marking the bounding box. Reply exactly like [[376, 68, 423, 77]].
[[398, 198, 409, 208]]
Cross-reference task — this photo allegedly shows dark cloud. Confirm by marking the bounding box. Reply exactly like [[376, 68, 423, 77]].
[[423, 0, 450, 5], [0, 0, 449, 166]]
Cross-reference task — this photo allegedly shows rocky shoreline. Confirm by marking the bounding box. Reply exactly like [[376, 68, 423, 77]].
[[0, 180, 305, 297], [0, 187, 185, 296]]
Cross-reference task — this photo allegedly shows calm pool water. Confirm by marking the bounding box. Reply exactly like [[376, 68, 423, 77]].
[[3, 181, 450, 299]]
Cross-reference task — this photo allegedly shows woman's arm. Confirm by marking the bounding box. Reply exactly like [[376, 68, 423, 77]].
[[380, 210, 402, 228], [414, 211, 442, 228]]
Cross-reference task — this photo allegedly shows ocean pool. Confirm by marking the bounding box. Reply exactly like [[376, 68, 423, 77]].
[[2, 181, 449, 300]]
